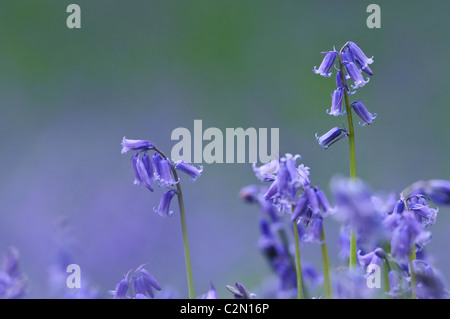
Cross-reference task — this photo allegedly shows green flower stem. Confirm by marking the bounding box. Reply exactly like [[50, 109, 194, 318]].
[[409, 239, 417, 299], [383, 242, 392, 296], [320, 227, 332, 299], [155, 147, 195, 299], [339, 47, 357, 269], [292, 221, 304, 299]]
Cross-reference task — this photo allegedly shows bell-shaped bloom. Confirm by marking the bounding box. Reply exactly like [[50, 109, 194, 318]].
[[121, 137, 155, 154], [408, 196, 438, 227], [347, 41, 374, 69], [111, 279, 129, 299], [284, 154, 310, 188], [389, 212, 431, 261], [139, 268, 162, 297], [132, 152, 155, 191], [156, 158, 178, 188], [341, 49, 354, 63], [344, 61, 370, 89], [174, 160, 203, 182], [351, 100, 377, 126], [303, 218, 323, 243], [154, 189, 178, 217], [315, 127, 349, 150], [313, 51, 338, 78], [327, 88, 345, 116]]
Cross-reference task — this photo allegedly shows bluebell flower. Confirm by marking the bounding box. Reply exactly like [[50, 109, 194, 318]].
[[291, 186, 330, 226], [351, 100, 377, 126], [154, 189, 177, 217], [347, 41, 374, 69], [263, 179, 279, 201], [110, 266, 162, 299], [407, 195, 438, 227], [344, 62, 370, 89], [327, 88, 345, 116], [139, 268, 162, 297], [0, 247, 27, 299], [156, 158, 178, 188], [226, 282, 256, 299], [303, 217, 323, 243], [413, 260, 448, 299], [313, 50, 338, 78], [174, 160, 203, 182], [152, 152, 163, 177], [111, 279, 129, 299], [386, 211, 431, 262], [284, 154, 310, 188], [132, 152, 155, 191], [315, 127, 349, 149], [276, 159, 295, 202], [341, 48, 354, 63], [121, 137, 155, 154]]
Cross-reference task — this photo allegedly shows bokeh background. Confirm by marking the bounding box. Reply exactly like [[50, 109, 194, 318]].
[[1, 0, 449, 298]]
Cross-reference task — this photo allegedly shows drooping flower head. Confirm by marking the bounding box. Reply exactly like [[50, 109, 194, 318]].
[[344, 61, 370, 89], [315, 127, 349, 150], [109, 265, 162, 299], [121, 137, 155, 154], [313, 50, 338, 78], [351, 100, 377, 126], [347, 41, 374, 70], [174, 160, 203, 182], [154, 189, 178, 217]]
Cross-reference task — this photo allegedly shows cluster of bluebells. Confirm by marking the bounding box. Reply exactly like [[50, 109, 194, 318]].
[[313, 41, 377, 149], [240, 183, 324, 298], [0, 247, 27, 299], [121, 137, 203, 217], [331, 176, 450, 298], [110, 264, 162, 299], [252, 154, 332, 244]]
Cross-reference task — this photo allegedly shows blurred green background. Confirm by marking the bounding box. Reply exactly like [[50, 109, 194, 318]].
[[1, 0, 449, 298]]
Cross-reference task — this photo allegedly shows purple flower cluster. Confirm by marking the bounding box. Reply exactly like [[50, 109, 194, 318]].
[[110, 264, 162, 299], [314, 41, 377, 149], [330, 176, 450, 298], [121, 137, 203, 217]]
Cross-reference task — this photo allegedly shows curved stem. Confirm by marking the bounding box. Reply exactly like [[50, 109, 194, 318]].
[[155, 147, 195, 299], [338, 53, 357, 269], [292, 221, 304, 299], [320, 227, 332, 299]]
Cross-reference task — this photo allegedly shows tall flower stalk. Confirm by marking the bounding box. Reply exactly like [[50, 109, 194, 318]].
[[314, 41, 375, 269], [251, 154, 332, 298], [121, 138, 203, 299]]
